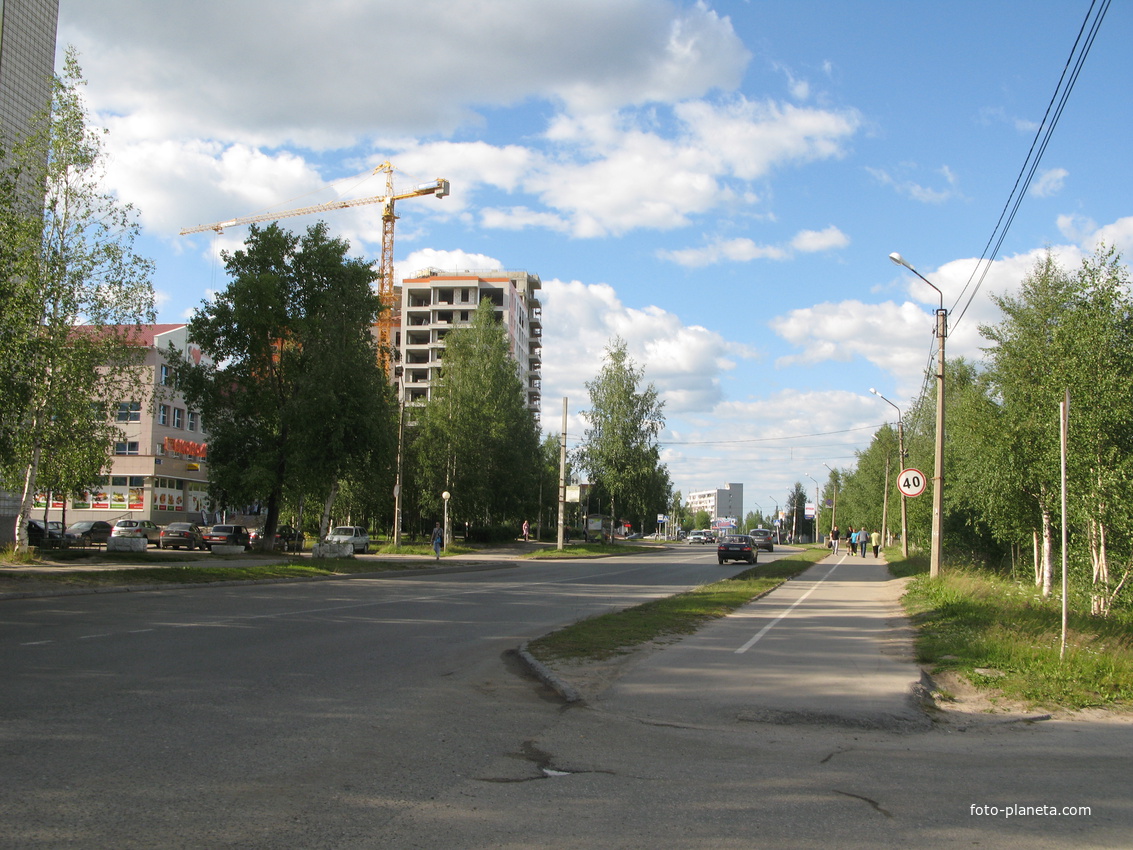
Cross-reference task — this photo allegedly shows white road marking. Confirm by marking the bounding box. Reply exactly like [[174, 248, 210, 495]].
[[734, 561, 841, 654]]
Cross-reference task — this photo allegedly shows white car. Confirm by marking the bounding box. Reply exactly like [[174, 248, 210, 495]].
[[687, 530, 712, 544], [326, 525, 370, 554]]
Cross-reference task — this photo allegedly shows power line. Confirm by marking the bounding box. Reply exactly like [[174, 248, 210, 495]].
[[951, 0, 1111, 330]]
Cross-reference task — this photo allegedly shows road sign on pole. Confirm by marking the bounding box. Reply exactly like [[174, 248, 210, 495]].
[[898, 467, 927, 498]]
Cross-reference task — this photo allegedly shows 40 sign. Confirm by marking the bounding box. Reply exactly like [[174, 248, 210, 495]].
[[898, 468, 927, 498]]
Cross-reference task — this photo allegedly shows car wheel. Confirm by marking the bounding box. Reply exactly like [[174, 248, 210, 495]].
[[718, 558, 725, 564]]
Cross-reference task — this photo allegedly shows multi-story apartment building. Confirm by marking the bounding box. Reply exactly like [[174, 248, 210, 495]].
[[687, 483, 744, 525], [36, 325, 214, 528], [397, 268, 542, 420], [0, 0, 58, 152]]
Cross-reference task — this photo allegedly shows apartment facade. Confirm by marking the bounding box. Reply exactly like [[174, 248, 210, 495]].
[[0, 0, 58, 151], [687, 482, 744, 525], [397, 268, 542, 419], [36, 325, 214, 528]]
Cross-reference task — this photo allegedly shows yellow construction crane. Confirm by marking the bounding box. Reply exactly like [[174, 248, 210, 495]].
[[180, 161, 450, 362]]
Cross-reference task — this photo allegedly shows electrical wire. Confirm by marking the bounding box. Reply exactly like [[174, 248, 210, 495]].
[[950, 0, 1111, 330]]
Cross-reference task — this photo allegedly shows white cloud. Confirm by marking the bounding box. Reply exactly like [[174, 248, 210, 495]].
[[1031, 167, 1068, 198], [658, 225, 848, 267], [791, 225, 850, 253], [867, 164, 961, 204], [398, 249, 504, 284], [539, 278, 757, 417], [62, 0, 749, 149]]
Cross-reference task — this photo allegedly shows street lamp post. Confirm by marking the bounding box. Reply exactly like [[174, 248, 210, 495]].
[[889, 252, 947, 578], [870, 388, 908, 558], [805, 473, 820, 544], [769, 496, 780, 544], [441, 490, 451, 550]]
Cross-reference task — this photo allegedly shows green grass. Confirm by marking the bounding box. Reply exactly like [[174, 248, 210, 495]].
[[527, 547, 829, 662], [527, 542, 652, 559], [893, 559, 1133, 710]]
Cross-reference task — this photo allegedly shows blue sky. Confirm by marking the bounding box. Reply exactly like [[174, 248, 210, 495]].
[[58, 0, 1132, 513]]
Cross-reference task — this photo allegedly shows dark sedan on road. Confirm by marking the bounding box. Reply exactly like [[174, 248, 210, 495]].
[[749, 528, 775, 552], [717, 535, 758, 565]]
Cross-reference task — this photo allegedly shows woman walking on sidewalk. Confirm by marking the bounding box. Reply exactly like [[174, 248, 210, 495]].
[[830, 525, 840, 554]]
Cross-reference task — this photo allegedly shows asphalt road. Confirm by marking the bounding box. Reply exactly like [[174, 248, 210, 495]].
[[2, 546, 1130, 848]]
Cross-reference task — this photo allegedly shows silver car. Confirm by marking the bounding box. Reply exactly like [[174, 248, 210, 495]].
[[111, 519, 162, 546], [326, 525, 370, 554]]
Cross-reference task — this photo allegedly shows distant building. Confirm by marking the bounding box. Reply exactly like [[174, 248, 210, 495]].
[[687, 483, 743, 525], [397, 268, 542, 421], [0, 0, 59, 151], [28, 325, 215, 532]]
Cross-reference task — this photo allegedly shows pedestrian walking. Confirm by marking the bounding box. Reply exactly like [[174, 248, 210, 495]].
[[844, 527, 854, 556], [871, 529, 881, 558], [830, 525, 840, 554], [431, 521, 443, 559], [859, 528, 868, 557], [522, 519, 530, 542]]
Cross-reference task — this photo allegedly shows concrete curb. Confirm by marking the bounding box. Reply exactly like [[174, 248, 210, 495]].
[[517, 642, 582, 704]]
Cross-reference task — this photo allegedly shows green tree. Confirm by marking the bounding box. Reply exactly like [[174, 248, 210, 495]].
[[169, 221, 388, 546], [0, 49, 155, 551], [411, 299, 541, 533], [576, 337, 671, 532]]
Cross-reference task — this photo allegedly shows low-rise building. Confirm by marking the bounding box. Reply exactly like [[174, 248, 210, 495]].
[[30, 324, 214, 530]]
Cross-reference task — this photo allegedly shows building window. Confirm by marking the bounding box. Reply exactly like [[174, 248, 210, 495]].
[[173, 408, 183, 429], [187, 411, 198, 432], [158, 404, 169, 425], [116, 402, 141, 422], [114, 441, 139, 456], [160, 364, 170, 385]]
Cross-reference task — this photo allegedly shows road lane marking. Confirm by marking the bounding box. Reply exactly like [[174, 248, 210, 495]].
[[734, 561, 840, 654]]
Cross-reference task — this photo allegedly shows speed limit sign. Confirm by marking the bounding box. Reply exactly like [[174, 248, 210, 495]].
[[897, 468, 927, 497]]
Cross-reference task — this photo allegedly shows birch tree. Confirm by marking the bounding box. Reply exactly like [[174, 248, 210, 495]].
[[0, 49, 155, 552]]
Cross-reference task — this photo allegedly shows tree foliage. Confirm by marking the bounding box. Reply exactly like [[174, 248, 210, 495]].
[[575, 337, 671, 532], [0, 49, 155, 550], [169, 221, 391, 545], [410, 299, 541, 533]]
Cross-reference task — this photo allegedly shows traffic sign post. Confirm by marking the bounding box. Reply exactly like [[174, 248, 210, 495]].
[[898, 468, 927, 498]]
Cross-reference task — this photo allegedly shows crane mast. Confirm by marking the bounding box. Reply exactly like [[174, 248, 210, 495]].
[[180, 161, 450, 370]]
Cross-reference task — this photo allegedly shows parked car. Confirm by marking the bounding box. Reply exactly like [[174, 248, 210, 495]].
[[326, 525, 370, 554], [687, 530, 713, 544], [749, 528, 775, 552], [717, 535, 757, 565], [111, 519, 162, 545], [159, 522, 205, 550], [65, 520, 113, 544], [202, 524, 251, 549], [250, 524, 305, 550], [26, 519, 64, 546]]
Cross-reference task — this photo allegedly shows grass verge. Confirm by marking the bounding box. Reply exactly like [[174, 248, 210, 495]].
[[889, 553, 1133, 710], [528, 542, 653, 559], [527, 547, 829, 663]]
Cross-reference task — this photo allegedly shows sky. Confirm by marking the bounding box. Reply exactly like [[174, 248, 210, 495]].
[[56, 0, 1133, 517]]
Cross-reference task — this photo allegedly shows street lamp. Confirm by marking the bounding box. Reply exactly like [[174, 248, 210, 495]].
[[870, 388, 908, 558], [805, 473, 820, 544], [769, 496, 780, 543], [822, 462, 838, 538], [889, 252, 947, 578], [441, 490, 451, 550]]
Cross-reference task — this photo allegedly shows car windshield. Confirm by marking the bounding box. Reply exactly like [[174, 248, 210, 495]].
[[331, 527, 356, 536]]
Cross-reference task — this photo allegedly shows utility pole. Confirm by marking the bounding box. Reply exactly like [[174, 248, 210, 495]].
[[557, 398, 567, 550], [889, 254, 947, 577]]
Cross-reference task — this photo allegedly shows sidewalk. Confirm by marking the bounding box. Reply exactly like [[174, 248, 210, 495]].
[[581, 550, 929, 730]]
